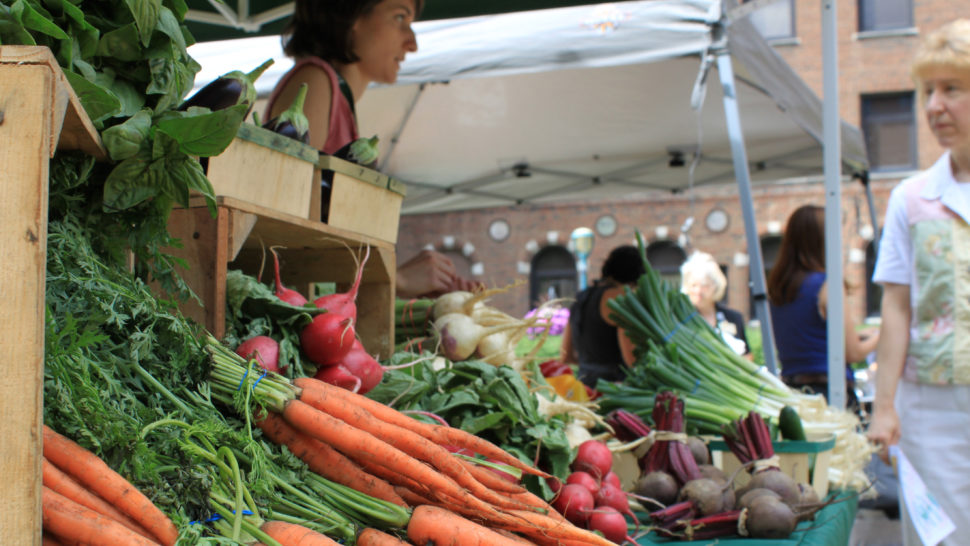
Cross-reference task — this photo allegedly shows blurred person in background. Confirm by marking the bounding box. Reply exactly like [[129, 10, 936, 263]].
[[867, 19, 970, 544], [559, 245, 646, 388], [680, 251, 749, 356], [767, 205, 878, 409]]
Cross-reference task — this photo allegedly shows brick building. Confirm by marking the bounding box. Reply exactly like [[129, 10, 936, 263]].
[[395, 0, 964, 321]]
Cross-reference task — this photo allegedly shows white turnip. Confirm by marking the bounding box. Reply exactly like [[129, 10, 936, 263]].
[[432, 313, 522, 362], [552, 483, 595, 526], [430, 291, 475, 320], [571, 439, 613, 480], [301, 312, 355, 366], [313, 245, 369, 321], [235, 335, 280, 372], [270, 246, 307, 306]]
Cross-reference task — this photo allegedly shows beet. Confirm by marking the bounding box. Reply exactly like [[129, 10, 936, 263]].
[[736, 487, 781, 510], [677, 478, 726, 516], [747, 469, 801, 506], [745, 495, 798, 539], [635, 470, 679, 507], [686, 436, 710, 466], [794, 482, 821, 521], [697, 464, 728, 484]]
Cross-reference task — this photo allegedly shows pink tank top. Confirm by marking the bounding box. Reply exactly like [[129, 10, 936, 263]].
[[265, 57, 358, 155]]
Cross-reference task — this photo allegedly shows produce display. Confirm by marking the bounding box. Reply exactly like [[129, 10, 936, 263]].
[[7, 2, 867, 544]]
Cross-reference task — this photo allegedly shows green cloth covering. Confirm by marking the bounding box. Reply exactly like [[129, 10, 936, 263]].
[[637, 490, 858, 545]]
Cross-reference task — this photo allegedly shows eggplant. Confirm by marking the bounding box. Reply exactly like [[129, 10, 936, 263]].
[[333, 135, 379, 168], [262, 82, 310, 143], [179, 58, 274, 114]]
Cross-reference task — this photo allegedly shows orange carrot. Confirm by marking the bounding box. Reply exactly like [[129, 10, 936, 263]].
[[42, 457, 157, 540], [42, 486, 162, 546], [458, 457, 528, 494], [393, 486, 435, 508], [294, 377, 549, 478], [297, 386, 535, 513], [42, 425, 179, 546], [260, 520, 341, 545], [281, 399, 507, 521], [406, 505, 529, 546], [256, 411, 408, 507], [356, 527, 410, 545]]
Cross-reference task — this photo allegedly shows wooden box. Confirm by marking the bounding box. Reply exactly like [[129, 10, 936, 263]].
[[317, 155, 406, 243], [206, 123, 318, 219], [709, 434, 836, 498]]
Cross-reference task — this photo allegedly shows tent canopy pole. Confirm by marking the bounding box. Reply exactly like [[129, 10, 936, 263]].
[[713, 41, 779, 375]]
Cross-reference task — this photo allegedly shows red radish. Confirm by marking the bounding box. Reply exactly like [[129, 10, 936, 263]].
[[270, 246, 307, 306], [301, 313, 355, 366], [595, 482, 638, 528], [603, 471, 622, 490], [552, 483, 595, 526], [313, 363, 361, 393], [566, 471, 600, 497], [586, 506, 636, 545], [234, 335, 281, 372], [339, 339, 384, 394], [546, 476, 563, 494], [314, 245, 370, 321], [571, 439, 613, 480]]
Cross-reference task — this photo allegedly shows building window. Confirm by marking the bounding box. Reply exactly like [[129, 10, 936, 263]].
[[861, 92, 917, 172], [865, 242, 882, 317], [858, 0, 912, 32], [529, 245, 576, 308], [645, 241, 687, 287], [744, 0, 795, 40]]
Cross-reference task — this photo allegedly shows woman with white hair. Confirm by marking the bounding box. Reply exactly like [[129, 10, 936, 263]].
[[680, 251, 749, 356]]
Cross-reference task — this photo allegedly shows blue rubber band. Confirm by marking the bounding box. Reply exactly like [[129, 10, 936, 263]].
[[236, 367, 250, 391], [691, 378, 701, 394], [663, 310, 699, 342], [251, 370, 268, 391], [190, 509, 253, 524]]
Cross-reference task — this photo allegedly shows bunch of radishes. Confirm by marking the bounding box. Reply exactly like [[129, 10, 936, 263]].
[[552, 440, 638, 544], [235, 246, 385, 394]]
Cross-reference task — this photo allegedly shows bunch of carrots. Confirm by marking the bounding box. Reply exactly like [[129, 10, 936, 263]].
[[40, 425, 179, 546], [207, 335, 617, 545]]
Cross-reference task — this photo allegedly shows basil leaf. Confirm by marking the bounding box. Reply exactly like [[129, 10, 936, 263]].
[[154, 6, 185, 53], [123, 0, 161, 46], [102, 109, 152, 161], [155, 104, 247, 157], [147, 53, 195, 112], [62, 70, 121, 122], [97, 23, 142, 61], [11, 0, 67, 40], [103, 153, 158, 210]]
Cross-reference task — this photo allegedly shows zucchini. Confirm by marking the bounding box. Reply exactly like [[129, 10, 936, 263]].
[[778, 405, 807, 441]]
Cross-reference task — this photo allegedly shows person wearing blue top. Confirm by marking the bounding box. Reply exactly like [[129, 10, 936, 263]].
[[767, 205, 878, 408]]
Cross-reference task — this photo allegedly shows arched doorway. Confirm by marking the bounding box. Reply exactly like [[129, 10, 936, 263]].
[[645, 240, 687, 286], [529, 245, 576, 309]]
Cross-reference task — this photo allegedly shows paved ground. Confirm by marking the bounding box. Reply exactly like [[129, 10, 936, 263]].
[[850, 509, 903, 546]]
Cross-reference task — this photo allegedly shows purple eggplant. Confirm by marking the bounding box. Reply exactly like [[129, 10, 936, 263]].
[[179, 58, 274, 114], [261, 82, 310, 143]]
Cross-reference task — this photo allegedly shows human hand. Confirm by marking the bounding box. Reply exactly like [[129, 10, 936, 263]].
[[396, 250, 482, 299], [866, 406, 901, 465]]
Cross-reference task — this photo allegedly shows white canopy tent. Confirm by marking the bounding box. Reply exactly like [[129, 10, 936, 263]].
[[187, 0, 868, 390]]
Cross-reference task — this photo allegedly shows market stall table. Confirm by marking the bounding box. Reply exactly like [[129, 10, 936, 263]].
[[636, 491, 858, 545]]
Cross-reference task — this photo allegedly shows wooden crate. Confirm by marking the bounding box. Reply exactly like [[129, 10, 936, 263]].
[[0, 45, 104, 543], [709, 434, 836, 498], [317, 155, 406, 243], [206, 123, 318, 219], [166, 196, 397, 358]]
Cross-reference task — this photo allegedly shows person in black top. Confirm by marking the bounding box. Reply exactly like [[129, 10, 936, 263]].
[[680, 251, 749, 356], [559, 245, 646, 388]]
